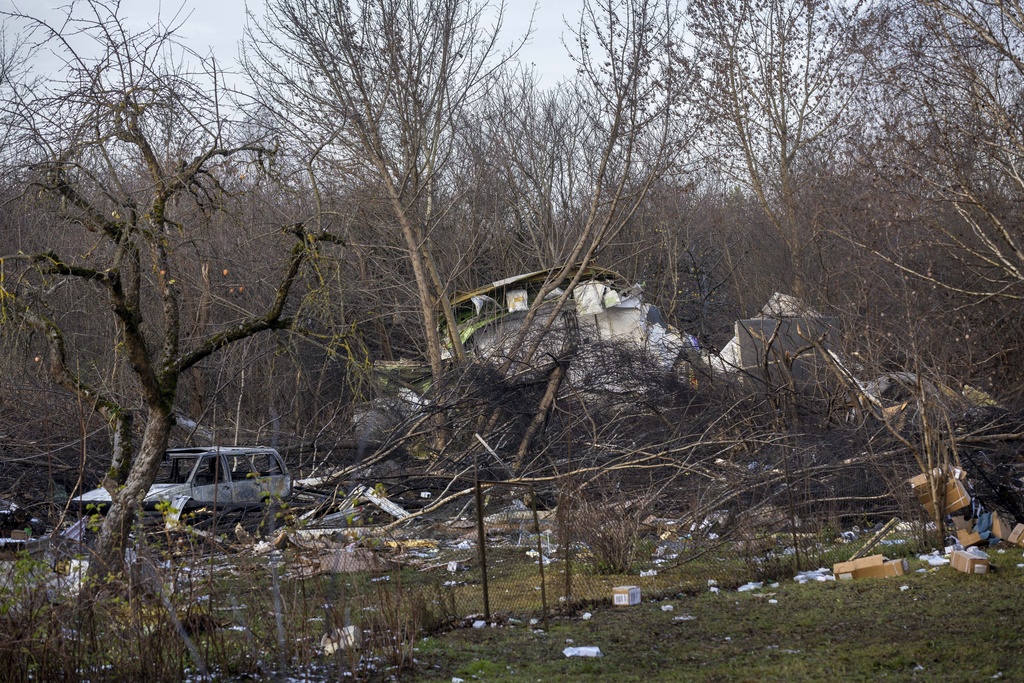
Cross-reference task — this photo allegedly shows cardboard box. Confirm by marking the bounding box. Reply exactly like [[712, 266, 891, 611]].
[[612, 585, 641, 606], [956, 529, 985, 548], [833, 554, 896, 580], [915, 475, 970, 516], [909, 466, 964, 491], [1007, 523, 1024, 546], [951, 549, 990, 575], [990, 513, 1013, 541], [951, 515, 972, 531], [855, 558, 909, 579]]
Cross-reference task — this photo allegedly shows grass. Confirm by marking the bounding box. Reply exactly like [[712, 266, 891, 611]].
[[2, 522, 1011, 681], [409, 550, 1024, 682]]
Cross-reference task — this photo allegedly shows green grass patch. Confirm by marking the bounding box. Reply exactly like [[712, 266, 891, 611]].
[[410, 553, 1024, 682]]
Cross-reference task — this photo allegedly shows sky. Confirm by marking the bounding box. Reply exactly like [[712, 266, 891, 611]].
[[1, 0, 584, 88]]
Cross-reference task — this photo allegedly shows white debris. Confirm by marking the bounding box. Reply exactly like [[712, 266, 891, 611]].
[[563, 646, 603, 658], [640, 569, 658, 577], [321, 625, 361, 655], [582, 612, 592, 620], [768, 599, 778, 604], [737, 582, 763, 592], [472, 620, 487, 629], [900, 585, 910, 592], [707, 579, 718, 587], [709, 586, 720, 594], [661, 604, 674, 612], [793, 569, 835, 584], [918, 551, 950, 567], [674, 615, 696, 621]]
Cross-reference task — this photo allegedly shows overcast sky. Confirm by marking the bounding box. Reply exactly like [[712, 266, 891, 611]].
[[1, 0, 583, 87]]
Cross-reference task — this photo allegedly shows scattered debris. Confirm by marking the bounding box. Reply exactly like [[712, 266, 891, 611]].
[[349, 484, 410, 520], [918, 551, 950, 567], [847, 517, 901, 561], [563, 646, 603, 658], [793, 569, 835, 584], [321, 625, 361, 655]]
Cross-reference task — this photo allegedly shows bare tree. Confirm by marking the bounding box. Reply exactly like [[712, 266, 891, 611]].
[[246, 0, 527, 394], [864, 0, 1024, 301], [691, 0, 867, 298], [490, 0, 696, 375], [0, 2, 341, 576]]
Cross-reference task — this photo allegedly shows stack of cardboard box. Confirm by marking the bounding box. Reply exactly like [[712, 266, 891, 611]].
[[909, 467, 970, 517]]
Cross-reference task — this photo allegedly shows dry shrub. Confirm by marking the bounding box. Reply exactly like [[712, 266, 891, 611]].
[[569, 491, 654, 574]]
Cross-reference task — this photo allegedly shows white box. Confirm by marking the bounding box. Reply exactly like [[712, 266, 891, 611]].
[[612, 585, 641, 606]]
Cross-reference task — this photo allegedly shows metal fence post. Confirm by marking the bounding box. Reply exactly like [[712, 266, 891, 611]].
[[529, 486, 549, 631], [475, 477, 490, 622]]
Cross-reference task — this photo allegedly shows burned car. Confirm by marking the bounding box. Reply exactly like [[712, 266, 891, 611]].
[[71, 446, 292, 513]]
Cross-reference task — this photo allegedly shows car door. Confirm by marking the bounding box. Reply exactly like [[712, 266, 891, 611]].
[[228, 451, 291, 505], [189, 455, 232, 506]]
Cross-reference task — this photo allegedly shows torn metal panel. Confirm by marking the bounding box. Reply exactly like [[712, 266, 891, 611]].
[[706, 293, 840, 393], [438, 265, 695, 375], [351, 484, 410, 519]]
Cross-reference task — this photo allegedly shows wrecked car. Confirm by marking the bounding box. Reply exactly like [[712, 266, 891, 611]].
[[71, 446, 292, 513]]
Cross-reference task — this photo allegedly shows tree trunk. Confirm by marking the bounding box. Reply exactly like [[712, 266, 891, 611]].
[[90, 407, 174, 579]]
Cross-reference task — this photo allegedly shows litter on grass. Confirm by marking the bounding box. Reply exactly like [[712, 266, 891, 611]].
[[563, 646, 603, 658], [918, 551, 950, 567], [793, 568, 835, 584]]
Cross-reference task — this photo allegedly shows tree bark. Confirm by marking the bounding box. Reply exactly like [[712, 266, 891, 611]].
[[90, 406, 175, 577]]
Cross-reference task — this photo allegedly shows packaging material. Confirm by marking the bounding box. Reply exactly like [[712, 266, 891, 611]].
[[951, 515, 972, 531], [860, 558, 908, 579], [794, 568, 835, 583], [612, 585, 641, 606], [1007, 523, 1024, 546], [990, 513, 1013, 541], [950, 548, 990, 575], [563, 646, 603, 658], [833, 555, 907, 580], [956, 529, 985, 548], [833, 554, 879, 580], [911, 468, 971, 516]]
